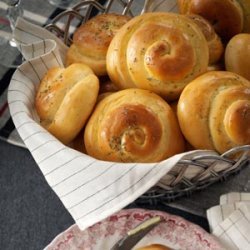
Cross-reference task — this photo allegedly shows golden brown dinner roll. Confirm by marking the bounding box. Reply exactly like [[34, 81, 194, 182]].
[[177, 0, 244, 41], [106, 12, 209, 101], [225, 33, 250, 81], [186, 14, 224, 64], [177, 71, 250, 154], [66, 13, 131, 76], [84, 88, 185, 163], [35, 63, 99, 144], [136, 244, 171, 250]]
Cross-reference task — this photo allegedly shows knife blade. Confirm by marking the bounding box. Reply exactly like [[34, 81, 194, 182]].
[[110, 216, 163, 250]]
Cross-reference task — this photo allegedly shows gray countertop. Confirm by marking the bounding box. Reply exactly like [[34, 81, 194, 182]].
[[0, 139, 74, 250]]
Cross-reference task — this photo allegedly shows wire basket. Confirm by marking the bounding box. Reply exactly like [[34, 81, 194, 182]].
[[44, 0, 250, 203]]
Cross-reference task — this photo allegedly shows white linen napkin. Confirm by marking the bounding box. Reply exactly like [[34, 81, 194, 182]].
[[207, 192, 250, 250], [8, 17, 249, 233]]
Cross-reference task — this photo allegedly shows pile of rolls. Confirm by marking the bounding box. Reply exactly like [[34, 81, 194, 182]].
[[35, 0, 250, 163]]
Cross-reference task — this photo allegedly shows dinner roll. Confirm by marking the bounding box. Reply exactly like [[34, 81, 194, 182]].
[[177, 0, 244, 41], [136, 244, 171, 250], [177, 71, 250, 154], [106, 12, 209, 101], [35, 63, 99, 144], [225, 33, 250, 81], [84, 88, 185, 163], [66, 13, 131, 76], [186, 14, 224, 64]]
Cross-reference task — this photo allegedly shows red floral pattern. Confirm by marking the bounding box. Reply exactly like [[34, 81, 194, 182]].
[[45, 209, 223, 250]]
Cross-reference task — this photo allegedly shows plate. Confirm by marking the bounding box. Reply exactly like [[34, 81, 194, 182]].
[[44, 208, 223, 250]]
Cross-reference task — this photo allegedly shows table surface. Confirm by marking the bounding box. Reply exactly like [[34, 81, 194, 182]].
[[0, 1, 250, 249]]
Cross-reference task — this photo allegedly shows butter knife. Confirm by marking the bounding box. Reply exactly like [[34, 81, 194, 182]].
[[110, 216, 163, 250]]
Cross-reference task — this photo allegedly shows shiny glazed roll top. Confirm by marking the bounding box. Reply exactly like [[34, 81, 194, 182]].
[[84, 88, 185, 163], [106, 12, 209, 101], [35, 63, 99, 144], [177, 71, 250, 154]]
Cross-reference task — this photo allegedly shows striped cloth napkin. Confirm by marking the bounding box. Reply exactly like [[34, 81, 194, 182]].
[[207, 192, 250, 250]]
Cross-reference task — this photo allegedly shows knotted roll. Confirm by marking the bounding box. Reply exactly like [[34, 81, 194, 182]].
[[106, 12, 209, 101], [84, 88, 185, 163], [177, 71, 250, 154], [35, 63, 99, 144], [66, 13, 131, 76]]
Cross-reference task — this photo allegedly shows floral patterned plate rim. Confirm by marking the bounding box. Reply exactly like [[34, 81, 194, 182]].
[[44, 208, 224, 250]]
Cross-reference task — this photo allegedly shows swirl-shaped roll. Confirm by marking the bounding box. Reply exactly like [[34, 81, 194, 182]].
[[84, 88, 185, 163], [177, 71, 250, 154], [106, 12, 209, 101]]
